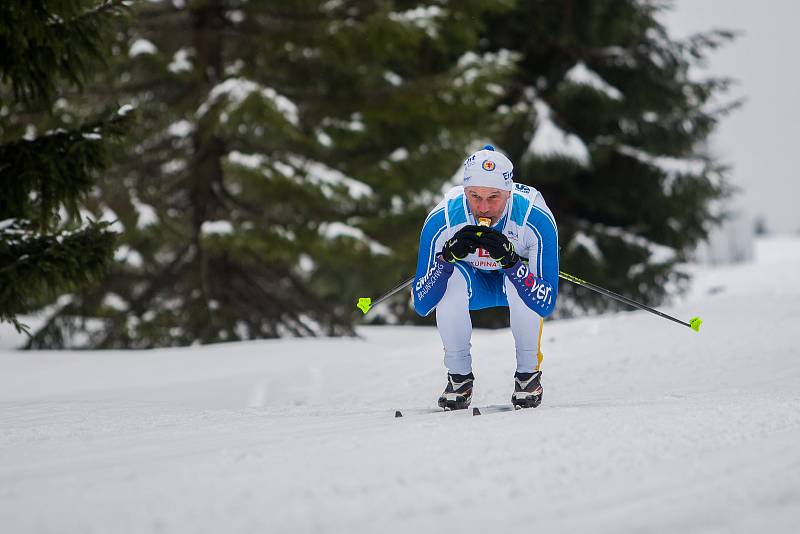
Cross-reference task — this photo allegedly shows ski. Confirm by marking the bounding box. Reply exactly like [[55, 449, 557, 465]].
[[394, 404, 519, 418]]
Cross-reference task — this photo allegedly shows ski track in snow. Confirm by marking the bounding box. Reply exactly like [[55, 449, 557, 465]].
[[2, 237, 800, 533]]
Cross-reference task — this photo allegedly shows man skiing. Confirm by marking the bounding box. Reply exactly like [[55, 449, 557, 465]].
[[412, 145, 559, 410]]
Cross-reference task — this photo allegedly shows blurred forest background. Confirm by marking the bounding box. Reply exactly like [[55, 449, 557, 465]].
[[1, 0, 738, 349]]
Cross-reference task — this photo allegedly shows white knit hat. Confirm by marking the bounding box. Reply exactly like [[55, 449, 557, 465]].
[[463, 145, 514, 191]]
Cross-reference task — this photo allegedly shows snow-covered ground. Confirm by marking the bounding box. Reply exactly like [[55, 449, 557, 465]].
[[2, 236, 800, 533]]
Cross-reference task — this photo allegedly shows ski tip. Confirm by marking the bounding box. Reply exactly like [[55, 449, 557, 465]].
[[472, 407, 481, 416], [394, 410, 403, 418], [689, 316, 703, 333], [356, 298, 372, 315]]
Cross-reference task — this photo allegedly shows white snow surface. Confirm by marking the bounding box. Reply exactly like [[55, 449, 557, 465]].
[[565, 62, 623, 100], [530, 99, 591, 166], [168, 49, 192, 74], [200, 220, 234, 236], [2, 236, 800, 533], [167, 119, 194, 138], [388, 6, 443, 38], [290, 157, 373, 200], [318, 222, 391, 255], [617, 144, 708, 190], [455, 49, 517, 86], [131, 195, 158, 229], [197, 78, 299, 126], [129, 38, 157, 57]]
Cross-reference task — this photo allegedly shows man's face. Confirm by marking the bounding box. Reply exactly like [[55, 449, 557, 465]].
[[465, 186, 510, 224]]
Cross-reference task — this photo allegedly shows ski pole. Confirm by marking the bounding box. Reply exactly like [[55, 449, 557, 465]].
[[558, 271, 702, 332], [356, 269, 702, 333], [356, 275, 414, 314]]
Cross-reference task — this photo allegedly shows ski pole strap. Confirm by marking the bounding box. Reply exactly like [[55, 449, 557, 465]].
[[558, 271, 702, 332]]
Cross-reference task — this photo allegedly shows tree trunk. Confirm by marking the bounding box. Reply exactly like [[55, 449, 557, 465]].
[[190, 0, 226, 341]]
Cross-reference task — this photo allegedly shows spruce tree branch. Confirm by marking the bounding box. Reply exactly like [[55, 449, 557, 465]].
[[120, 244, 192, 317], [234, 266, 318, 338], [24, 302, 74, 349], [54, 0, 128, 26], [242, 248, 348, 336], [135, 2, 184, 19]]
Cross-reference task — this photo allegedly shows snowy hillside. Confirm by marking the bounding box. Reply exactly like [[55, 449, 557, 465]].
[[2, 236, 800, 533]]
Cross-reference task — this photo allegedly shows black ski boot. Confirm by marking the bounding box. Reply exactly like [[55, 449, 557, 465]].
[[512, 370, 543, 409], [437, 372, 474, 410]]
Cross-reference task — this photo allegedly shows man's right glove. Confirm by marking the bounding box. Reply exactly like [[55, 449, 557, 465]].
[[440, 225, 483, 263]]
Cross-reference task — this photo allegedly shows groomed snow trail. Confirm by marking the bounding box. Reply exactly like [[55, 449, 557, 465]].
[[1, 237, 799, 533]]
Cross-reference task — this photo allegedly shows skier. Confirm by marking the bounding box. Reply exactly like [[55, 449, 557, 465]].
[[412, 145, 559, 410]]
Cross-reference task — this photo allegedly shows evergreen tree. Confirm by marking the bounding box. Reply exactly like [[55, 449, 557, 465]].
[[0, 0, 130, 337], [469, 0, 737, 324], [32, 0, 513, 347]]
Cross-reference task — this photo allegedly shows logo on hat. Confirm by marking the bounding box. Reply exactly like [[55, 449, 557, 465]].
[[482, 160, 496, 171]]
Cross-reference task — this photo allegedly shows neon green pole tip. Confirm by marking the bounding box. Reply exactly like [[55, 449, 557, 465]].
[[356, 297, 372, 315], [689, 317, 702, 332]]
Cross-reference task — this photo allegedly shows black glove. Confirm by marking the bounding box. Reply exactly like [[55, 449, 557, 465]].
[[477, 227, 519, 269], [440, 225, 483, 263]]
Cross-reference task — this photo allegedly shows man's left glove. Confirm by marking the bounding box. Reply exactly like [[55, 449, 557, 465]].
[[477, 227, 520, 269]]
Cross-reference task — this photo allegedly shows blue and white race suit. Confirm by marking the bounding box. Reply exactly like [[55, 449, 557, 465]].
[[412, 183, 559, 374]]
